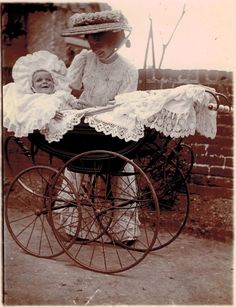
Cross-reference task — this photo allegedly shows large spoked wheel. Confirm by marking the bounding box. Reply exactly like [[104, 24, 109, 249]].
[[4, 165, 72, 258], [49, 150, 160, 274], [144, 158, 190, 250]]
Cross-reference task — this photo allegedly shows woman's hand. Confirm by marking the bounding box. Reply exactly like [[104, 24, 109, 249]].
[[53, 111, 63, 120]]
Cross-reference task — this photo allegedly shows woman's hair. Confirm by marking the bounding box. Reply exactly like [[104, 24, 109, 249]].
[[109, 30, 125, 48], [85, 30, 125, 49]]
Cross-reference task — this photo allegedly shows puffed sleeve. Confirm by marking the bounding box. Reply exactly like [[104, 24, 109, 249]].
[[67, 49, 89, 90], [117, 66, 139, 94]]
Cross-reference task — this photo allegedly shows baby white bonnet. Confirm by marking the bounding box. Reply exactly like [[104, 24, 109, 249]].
[[12, 50, 70, 93]]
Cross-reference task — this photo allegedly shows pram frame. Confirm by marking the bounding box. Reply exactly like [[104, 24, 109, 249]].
[[4, 89, 230, 273]]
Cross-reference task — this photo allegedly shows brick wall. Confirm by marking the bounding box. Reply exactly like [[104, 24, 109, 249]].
[[138, 68, 233, 199]]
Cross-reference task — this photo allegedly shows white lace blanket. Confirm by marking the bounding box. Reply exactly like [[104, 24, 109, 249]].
[[43, 105, 119, 143], [4, 84, 217, 142], [85, 84, 217, 141]]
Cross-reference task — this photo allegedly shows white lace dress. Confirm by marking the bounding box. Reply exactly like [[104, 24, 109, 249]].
[[58, 50, 140, 242], [67, 49, 139, 106]]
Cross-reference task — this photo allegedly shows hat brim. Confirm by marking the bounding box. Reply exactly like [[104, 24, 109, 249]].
[[61, 22, 131, 36]]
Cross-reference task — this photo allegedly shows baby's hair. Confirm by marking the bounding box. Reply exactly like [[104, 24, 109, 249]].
[[32, 69, 52, 79]]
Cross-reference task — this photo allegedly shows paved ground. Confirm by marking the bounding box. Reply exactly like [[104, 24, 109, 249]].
[[3, 228, 233, 306]]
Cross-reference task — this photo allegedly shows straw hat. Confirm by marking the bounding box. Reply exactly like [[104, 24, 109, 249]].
[[61, 10, 131, 36]]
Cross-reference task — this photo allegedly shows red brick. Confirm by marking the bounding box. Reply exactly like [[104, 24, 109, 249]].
[[225, 157, 233, 167], [194, 155, 225, 166], [191, 135, 214, 144], [217, 113, 233, 126], [184, 136, 196, 144], [185, 136, 216, 147], [214, 136, 233, 147], [192, 144, 208, 155], [191, 174, 207, 185], [192, 165, 209, 175], [189, 183, 233, 199], [207, 145, 233, 156], [206, 176, 233, 188], [217, 125, 233, 136], [210, 166, 233, 178], [187, 136, 233, 149]]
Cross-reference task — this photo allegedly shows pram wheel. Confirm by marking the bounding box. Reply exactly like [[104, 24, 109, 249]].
[[167, 141, 194, 181], [4, 165, 67, 258], [136, 150, 190, 250], [147, 159, 190, 250], [49, 150, 160, 274]]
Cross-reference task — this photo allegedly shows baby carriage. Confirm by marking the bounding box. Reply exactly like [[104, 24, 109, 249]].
[[4, 88, 230, 274]]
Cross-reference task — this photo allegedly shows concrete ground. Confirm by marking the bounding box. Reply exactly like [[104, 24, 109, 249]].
[[3, 228, 233, 306]]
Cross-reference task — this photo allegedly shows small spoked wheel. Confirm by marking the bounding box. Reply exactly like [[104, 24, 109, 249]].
[[49, 150, 160, 274], [167, 142, 194, 181], [4, 165, 69, 258], [144, 158, 190, 250]]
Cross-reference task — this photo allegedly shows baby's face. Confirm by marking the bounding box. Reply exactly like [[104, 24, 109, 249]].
[[32, 70, 55, 94]]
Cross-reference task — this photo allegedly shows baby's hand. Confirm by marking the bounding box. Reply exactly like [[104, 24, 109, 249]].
[[53, 111, 63, 120]]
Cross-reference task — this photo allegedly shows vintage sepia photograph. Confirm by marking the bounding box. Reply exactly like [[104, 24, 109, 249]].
[[2, 0, 234, 305]]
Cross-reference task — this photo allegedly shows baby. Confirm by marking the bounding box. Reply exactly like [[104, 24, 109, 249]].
[[3, 50, 81, 138], [31, 69, 64, 121]]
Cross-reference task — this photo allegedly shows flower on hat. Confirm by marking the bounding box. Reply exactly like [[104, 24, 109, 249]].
[[68, 10, 123, 27], [62, 10, 131, 37]]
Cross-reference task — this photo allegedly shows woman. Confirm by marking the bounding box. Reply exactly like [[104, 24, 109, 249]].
[[59, 9, 140, 245], [64, 10, 138, 107]]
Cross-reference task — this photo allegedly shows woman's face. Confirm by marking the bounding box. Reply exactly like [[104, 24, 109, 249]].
[[32, 70, 55, 94], [87, 32, 117, 62]]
